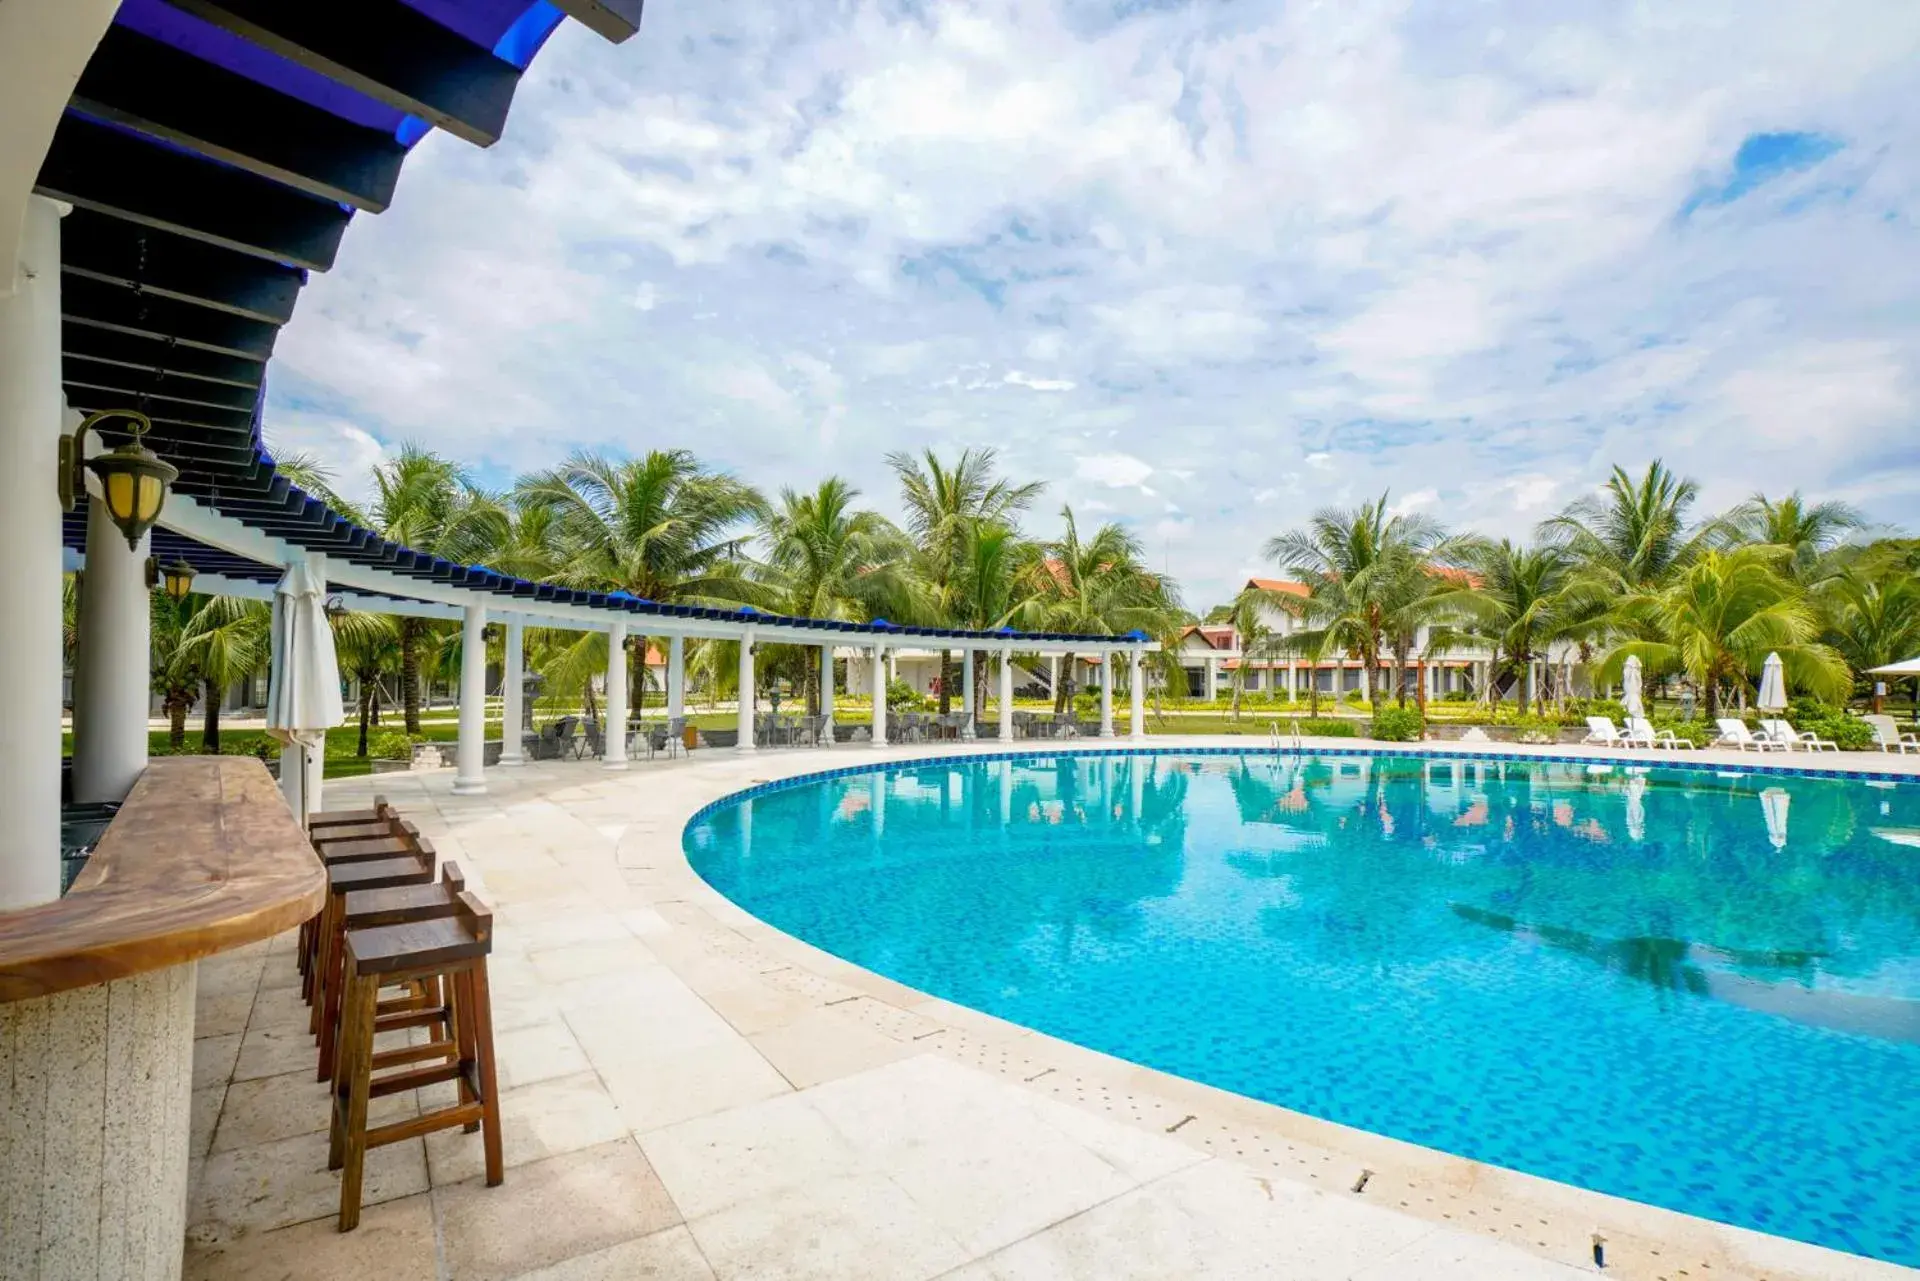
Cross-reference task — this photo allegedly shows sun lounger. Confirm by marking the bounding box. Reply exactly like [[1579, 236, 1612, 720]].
[[1584, 716, 1623, 747], [1760, 719, 1836, 752], [1628, 716, 1693, 749], [1865, 714, 1917, 754], [1714, 719, 1784, 752]]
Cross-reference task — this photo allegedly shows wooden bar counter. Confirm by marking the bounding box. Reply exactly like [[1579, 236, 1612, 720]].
[[0, 757, 325, 1280]]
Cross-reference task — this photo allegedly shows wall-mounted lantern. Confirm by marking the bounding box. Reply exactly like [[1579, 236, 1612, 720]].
[[58, 410, 179, 550]]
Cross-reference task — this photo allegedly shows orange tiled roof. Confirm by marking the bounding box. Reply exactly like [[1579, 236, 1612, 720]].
[[1246, 577, 1309, 597]]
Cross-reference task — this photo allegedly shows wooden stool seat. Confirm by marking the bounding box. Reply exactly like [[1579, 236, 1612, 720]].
[[312, 820, 400, 846], [311, 843, 436, 1072], [302, 815, 421, 993], [331, 890, 501, 1231], [316, 833, 426, 869], [308, 797, 390, 830]]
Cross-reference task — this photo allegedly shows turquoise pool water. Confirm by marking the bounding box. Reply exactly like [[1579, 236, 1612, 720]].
[[684, 751, 1920, 1266]]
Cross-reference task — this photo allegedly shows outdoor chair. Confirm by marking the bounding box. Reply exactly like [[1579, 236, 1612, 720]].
[[1714, 719, 1785, 752], [1760, 719, 1837, 752], [1864, 714, 1917, 754], [1627, 716, 1693, 750], [1583, 716, 1624, 746]]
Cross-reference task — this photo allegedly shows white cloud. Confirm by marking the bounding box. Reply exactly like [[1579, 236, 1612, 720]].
[[263, 0, 1920, 610], [1075, 452, 1155, 488], [1003, 370, 1076, 392]]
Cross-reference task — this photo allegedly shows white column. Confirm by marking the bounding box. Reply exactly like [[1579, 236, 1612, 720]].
[[1099, 651, 1115, 738], [1287, 662, 1298, 700], [0, 197, 64, 909], [736, 628, 757, 752], [71, 499, 151, 804], [870, 643, 888, 746], [1128, 648, 1146, 741], [959, 648, 977, 739], [819, 644, 835, 746], [1204, 656, 1218, 701], [498, 619, 524, 765], [998, 649, 1015, 743], [604, 620, 629, 770], [452, 603, 487, 794], [667, 634, 685, 720], [1049, 655, 1060, 702]]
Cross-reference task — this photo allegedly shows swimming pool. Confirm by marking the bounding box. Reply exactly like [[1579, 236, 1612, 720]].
[[684, 750, 1920, 1267]]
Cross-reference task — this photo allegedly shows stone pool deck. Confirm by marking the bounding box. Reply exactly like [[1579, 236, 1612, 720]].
[[183, 737, 1919, 1280]]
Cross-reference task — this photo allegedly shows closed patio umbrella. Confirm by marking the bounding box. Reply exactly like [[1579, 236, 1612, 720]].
[[1760, 787, 1790, 851], [1757, 652, 1788, 713], [266, 559, 345, 825], [1625, 771, 1647, 843], [1621, 655, 1645, 720]]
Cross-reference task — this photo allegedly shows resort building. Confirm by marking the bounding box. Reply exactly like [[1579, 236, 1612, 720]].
[[1175, 578, 1593, 703]]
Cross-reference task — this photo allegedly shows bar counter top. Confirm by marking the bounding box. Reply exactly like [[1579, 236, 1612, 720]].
[[0, 756, 324, 1002]]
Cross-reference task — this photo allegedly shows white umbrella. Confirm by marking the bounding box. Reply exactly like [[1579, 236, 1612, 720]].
[[1760, 787, 1790, 851], [1757, 652, 1788, 713], [266, 559, 345, 825], [1621, 655, 1645, 719]]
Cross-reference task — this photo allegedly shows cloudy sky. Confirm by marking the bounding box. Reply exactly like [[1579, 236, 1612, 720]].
[[263, 0, 1920, 611]]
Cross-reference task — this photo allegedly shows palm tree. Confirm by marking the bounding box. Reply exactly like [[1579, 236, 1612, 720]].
[[887, 448, 1045, 713], [1600, 545, 1848, 718], [1023, 508, 1179, 712], [1723, 491, 1863, 581], [1263, 494, 1447, 709], [950, 520, 1041, 713], [1220, 585, 1272, 722], [149, 590, 202, 749], [330, 609, 401, 756], [518, 449, 764, 717], [367, 446, 500, 733], [1821, 569, 1920, 706], [755, 478, 911, 712], [1542, 460, 1705, 590], [175, 596, 270, 752], [1437, 541, 1576, 715]]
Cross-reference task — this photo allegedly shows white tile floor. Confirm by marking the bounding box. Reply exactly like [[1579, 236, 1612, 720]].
[[183, 738, 1920, 1281]]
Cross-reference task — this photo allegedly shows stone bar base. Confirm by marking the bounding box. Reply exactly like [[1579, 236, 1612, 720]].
[[1, 962, 197, 1280]]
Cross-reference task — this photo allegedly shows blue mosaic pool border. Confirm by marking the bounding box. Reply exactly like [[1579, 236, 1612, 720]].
[[684, 742, 1914, 828]]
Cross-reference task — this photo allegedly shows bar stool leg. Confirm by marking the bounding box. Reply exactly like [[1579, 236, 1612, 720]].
[[336, 967, 379, 1231], [450, 969, 477, 1131], [468, 958, 504, 1185], [326, 960, 365, 1174], [317, 904, 348, 1080]]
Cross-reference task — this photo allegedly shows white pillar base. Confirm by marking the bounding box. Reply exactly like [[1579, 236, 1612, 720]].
[[452, 777, 489, 796]]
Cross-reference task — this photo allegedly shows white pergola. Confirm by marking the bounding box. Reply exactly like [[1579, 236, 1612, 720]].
[[61, 491, 1157, 814]]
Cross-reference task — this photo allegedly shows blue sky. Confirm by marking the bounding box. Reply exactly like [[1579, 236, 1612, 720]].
[[264, 0, 1920, 610]]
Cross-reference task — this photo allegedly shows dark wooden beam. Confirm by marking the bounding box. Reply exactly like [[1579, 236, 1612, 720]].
[[64, 358, 261, 413], [60, 210, 303, 326], [63, 324, 264, 390], [37, 115, 350, 272], [62, 276, 278, 361], [65, 387, 260, 436], [71, 27, 407, 212], [158, 0, 520, 148], [552, 0, 645, 44]]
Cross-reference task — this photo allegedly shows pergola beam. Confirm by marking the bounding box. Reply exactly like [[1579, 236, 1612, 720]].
[[37, 114, 351, 271], [71, 26, 407, 212], [60, 210, 304, 326], [63, 359, 260, 412], [158, 0, 522, 149], [61, 276, 278, 360], [63, 324, 264, 389], [551, 0, 646, 44]]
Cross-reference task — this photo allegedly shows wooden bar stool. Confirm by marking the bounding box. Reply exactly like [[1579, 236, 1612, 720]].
[[308, 795, 391, 832], [312, 840, 437, 1079], [330, 891, 502, 1231], [301, 819, 428, 1000], [323, 863, 470, 1084]]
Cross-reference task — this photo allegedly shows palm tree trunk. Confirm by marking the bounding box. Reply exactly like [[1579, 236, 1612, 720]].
[[357, 677, 375, 757], [400, 620, 422, 735], [939, 650, 954, 715], [1055, 654, 1076, 713], [168, 695, 188, 749], [201, 678, 221, 753]]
